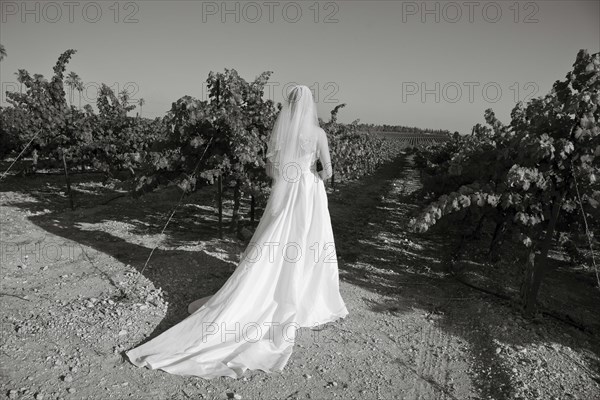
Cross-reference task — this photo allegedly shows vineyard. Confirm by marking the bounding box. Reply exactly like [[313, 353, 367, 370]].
[[1, 46, 600, 398], [409, 49, 600, 321], [0, 50, 404, 237], [1, 49, 598, 321], [1, 47, 598, 321], [374, 132, 450, 149]]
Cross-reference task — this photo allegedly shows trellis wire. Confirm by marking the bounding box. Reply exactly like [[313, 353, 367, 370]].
[[128, 136, 215, 291], [571, 161, 600, 289], [0, 129, 42, 182]]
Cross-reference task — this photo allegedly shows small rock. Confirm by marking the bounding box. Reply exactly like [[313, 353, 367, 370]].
[[303, 374, 312, 379], [118, 330, 128, 336], [8, 389, 18, 399], [34, 393, 44, 400], [67, 388, 76, 393], [238, 227, 253, 241], [41, 266, 49, 271], [62, 374, 73, 382]]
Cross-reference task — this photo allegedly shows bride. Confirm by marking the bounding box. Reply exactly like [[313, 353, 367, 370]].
[[125, 84, 349, 379]]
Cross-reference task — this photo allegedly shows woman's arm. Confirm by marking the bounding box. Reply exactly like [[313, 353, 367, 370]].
[[266, 159, 274, 178], [317, 129, 333, 180]]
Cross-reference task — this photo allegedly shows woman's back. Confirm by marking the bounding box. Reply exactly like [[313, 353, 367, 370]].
[[125, 84, 349, 380]]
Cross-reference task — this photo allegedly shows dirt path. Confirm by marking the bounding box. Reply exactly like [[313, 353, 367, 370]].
[[1, 155, 599, 400]]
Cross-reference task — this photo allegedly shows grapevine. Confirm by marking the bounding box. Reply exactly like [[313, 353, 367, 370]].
[[410, 49, 600, 316]]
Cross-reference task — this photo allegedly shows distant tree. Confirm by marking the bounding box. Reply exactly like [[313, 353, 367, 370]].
[[65, 72, 82, 107], [76, 80, 84, 110], [138, 98, 145, 117], [119, 89, 129, 103], [14, 70, 27, 94]]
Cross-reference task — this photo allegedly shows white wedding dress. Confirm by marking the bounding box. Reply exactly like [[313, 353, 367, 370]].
[[125, 125, 349, 378]]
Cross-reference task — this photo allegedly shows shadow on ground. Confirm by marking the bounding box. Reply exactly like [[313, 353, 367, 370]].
[[0, 170, 245, 348], [327, 154, 600, 400], [2, 155, 599, 399]]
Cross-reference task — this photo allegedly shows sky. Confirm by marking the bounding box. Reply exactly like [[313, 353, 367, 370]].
[[1, 0, 599, 134]]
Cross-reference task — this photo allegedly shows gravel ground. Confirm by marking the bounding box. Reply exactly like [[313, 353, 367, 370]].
[[1, 154, 599, 399]]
